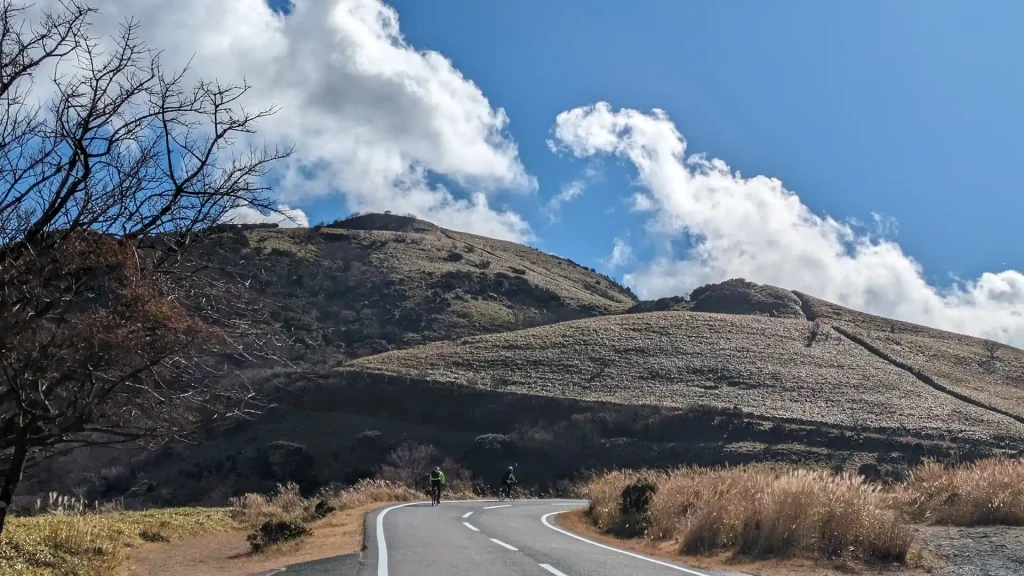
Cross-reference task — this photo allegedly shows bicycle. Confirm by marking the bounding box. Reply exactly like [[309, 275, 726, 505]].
[[430, 484, 441, 506], [497, 483, 517, 503]]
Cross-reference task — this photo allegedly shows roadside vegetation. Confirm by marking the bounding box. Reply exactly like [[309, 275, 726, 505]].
[[579, 457, 1024, 568], [898, 457, 1024, 526], [229, 479, 424, 552], [0, 497, 234, 576]]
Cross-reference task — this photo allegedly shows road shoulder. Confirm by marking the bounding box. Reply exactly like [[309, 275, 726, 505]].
[[122, 502, 391, 576]]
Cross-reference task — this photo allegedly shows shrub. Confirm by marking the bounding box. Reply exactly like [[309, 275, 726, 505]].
[[246, 520, 310, 552], [229, 483, 309, 529], [805, 319, 829, 347], [898, 458, 1024, 526], [378, 443, 437, 487], [618, 480, 658, 536], [585, 466, 912, 564]]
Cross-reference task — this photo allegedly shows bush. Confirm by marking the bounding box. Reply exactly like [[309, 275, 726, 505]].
[[898, 458, 1024, 526], [584, 466, 912, 564], [805, 319, 829, 347], [246, 520, 311, 552], [378, 443, 436, 487], [618, 480, 658, 536]]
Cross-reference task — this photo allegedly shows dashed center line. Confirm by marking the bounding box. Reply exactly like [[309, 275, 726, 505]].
[[462, 522, 479, 532], [483, 504, 512, 510], [462, 511, 473, 518], [539, 564, 569, 576], [489, 538, 519, 551]]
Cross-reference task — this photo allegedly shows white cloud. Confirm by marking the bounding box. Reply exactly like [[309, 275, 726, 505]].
[[224, 204, 309, 228], [34, 0, 536, 241], [603, 237, 634, 270], [543, 164, 600, 223], [545, 180, 586, 222], [552, 102, 1024, 346]]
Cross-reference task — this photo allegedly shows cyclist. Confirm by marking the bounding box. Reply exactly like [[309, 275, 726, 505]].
[[428, 466, 446, 504], [501, 466, 517, 500]]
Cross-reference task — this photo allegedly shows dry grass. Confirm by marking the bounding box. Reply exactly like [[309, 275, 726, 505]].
[[582, 466, 914, 564], [899, 458, 1024, 526], [228, 479, 426, 551], [0, 504, 233, 576], [801, 293, 1024, 421], [347, 311, 1024, 443]]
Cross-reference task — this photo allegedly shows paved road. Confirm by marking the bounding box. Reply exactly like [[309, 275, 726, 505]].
[[283, 499, 750, 576]]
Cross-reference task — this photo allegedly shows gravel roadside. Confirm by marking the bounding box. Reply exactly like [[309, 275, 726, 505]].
[[918, 526, 1024, 576]]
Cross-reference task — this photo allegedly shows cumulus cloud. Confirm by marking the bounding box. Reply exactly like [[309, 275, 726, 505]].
[[603, 237, 634, 270], [39, 0, 536, 241], [223, 205, 309, 228], [552, 102, 1024, 345]]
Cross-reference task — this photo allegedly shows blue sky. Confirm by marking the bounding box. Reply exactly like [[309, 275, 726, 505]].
[[381, 0, 1022, 285], [105, 0, 1020, 342]]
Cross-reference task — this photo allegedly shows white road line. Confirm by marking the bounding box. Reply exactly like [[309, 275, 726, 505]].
[[463, 522, 480, 531], [490, 538, 519, 551], [540, 511, 710, 576], [376, 502, 423, 576], [483, 504, 511, 510], [462, 511, 473, 518], [539, 564, 569, 576]]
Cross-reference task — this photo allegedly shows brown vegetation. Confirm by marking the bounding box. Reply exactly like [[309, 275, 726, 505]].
[[582, 466, 913, 565], [347, 311, 1024, 443], [188, 212, 637, 364], [898, 458, 1024, 526], [799, 293, 1024, 421]]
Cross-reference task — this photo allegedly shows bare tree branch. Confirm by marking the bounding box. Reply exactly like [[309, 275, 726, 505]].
[[0, 1, 291, 539]]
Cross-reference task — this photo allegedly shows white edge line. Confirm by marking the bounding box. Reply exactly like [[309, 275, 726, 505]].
[[462, 511, 473, 518], [376, 501, 423, 576], [490, 538, 519, 551], [463, 521, 480, 531], [539, 564, 569, 576], [540, 511, 710, 576], [483, 504, 512, 510]]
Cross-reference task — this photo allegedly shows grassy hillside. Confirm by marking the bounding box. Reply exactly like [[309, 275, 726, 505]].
[[343, 309, 1024, 445], [16, 221, 1024, 508], [194, 213, 636, 362], [798, 292, 1024, 422]]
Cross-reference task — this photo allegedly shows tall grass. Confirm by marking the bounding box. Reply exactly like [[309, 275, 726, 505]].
[[583, 466, 913, 564], [228, 479, 425, 531], [898, 457, 1024, 526], [0, 506, 233, 576]]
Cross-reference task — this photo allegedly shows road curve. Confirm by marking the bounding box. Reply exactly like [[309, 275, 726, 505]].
[[285, 499, 751, 576]]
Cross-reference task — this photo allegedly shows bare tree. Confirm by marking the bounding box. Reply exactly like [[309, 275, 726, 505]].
[[983, 340, 1002, 361], [0, 1, 290, 538]]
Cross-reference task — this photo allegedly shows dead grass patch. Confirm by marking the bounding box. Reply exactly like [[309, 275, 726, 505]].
[[899, 458, 1024, 526], [582, 466, 914, 565], [0, 506, 233, 576], [557, 509, 932, 576]]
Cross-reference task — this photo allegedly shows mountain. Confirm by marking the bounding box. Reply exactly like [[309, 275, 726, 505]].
[[17, 219, 1024, 506], [193, 213, 636, 363]]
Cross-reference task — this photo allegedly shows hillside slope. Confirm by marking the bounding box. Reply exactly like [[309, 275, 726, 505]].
[[344, 309, 1024, 445], [194, 213, 636, 361], [797, 293, 1024, 422]]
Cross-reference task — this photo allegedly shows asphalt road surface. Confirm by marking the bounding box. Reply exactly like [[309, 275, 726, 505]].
[[281, 499, 751, 576]]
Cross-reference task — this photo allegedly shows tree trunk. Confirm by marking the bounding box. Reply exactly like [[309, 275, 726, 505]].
[[0, 423, 30, 544]]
